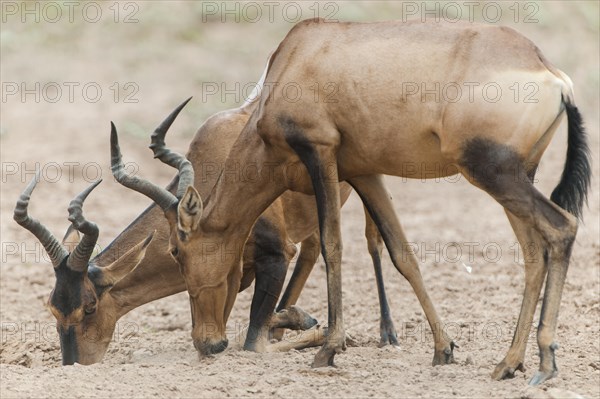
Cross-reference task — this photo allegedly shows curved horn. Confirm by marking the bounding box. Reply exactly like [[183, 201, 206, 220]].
[[149, 97, 194, 198], [111, 122, 178, 210], [66, 180, 101, 272], [13, 172, 68, 267], [111, 98, 194, 209]]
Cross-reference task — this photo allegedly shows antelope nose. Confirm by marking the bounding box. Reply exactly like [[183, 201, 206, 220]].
[[62, 357, 76, 366], [194, 338, 229, 356], [59, 326, 78, 366]]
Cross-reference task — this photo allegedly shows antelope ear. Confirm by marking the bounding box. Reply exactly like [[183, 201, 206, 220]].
[[61, 224, 80, 253], [103, 230, 155, 285], [177, 186, 202, 236]]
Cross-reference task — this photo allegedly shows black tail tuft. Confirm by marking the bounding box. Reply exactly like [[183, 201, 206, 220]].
[[550, 100, 592, 220]]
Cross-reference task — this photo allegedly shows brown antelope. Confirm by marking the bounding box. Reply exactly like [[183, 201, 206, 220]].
[[110, 100, 400, 351], [14, 100, 398, 365], [115, 19, 591, 385]]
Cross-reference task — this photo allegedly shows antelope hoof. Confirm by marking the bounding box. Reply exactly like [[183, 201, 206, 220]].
[[528, 342, 559, 385], [528, 369, 557, 386], [312, 345, 339, 368], [432, 341, 457, 366], [243, 334, 267, 353], [378, 320, 399, 348], [491, 359, 525, 380], [311, 331, 345, 368]]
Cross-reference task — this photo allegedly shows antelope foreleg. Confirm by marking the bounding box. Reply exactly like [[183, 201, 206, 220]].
[[271, 232, 320, 341], [283, 122, 345, 367], [243, 217, 290, 352]]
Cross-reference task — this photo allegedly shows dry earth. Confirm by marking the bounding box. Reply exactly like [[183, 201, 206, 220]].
[[1, 2, 599, 398]]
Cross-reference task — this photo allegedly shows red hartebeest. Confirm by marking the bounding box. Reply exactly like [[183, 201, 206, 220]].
[[112, 19, 590, 385], [14, 98, 399, 364]]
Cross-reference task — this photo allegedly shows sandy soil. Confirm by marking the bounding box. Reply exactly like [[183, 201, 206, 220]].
[[1, 2, 599, 398]]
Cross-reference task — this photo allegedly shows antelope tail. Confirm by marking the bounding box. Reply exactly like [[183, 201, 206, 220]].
[[550, 97, 592, 220]]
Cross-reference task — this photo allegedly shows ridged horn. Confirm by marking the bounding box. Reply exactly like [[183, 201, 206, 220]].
[[149, 97, 194, 198], [66, 180, 101, 272], [111, 98, 194, 209], [111, 122, 178, 210], [13, 172, 68, 268]]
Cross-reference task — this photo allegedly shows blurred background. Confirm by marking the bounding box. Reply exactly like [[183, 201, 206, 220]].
[[1, 0, 598, 240], [1, 2, 598, 397]]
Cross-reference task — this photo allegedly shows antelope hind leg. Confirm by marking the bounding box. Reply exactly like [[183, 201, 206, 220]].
[[350, 175, 455, 365], [492, 209, 547, 380], [458, 139, 577, 385], [364, 205, 399, 347]]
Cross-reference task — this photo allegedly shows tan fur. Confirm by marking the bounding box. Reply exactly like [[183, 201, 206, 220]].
[[156, 19, 578, 382], [46, 99, 387, 363]]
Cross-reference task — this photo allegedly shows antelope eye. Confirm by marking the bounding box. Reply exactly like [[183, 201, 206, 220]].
[[170, 247, 179, 258], [84, 302, 96, 315]]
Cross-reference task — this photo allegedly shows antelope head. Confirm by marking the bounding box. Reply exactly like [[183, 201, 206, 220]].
[[111, 98, 236, 357], [14, 175, 154, 365]]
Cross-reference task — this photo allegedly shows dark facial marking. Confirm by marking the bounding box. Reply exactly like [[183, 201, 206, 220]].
[[51, 256, 86, 316], [178, 229, 188, 242], [58, 325, 78, 365]]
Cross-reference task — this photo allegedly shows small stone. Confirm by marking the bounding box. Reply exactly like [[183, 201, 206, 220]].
[[130, 348, 153, 362], [465, 355, 474, 365], [547, 388, 585, 399]]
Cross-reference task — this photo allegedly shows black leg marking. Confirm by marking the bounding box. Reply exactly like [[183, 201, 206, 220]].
[[281, 115, 345, 367], [370, 247, 398, 347], [280, 116, 331, 238], [462, 138, 567, 229], [460, 138, 577, 385], [244, 217, 288, 351]]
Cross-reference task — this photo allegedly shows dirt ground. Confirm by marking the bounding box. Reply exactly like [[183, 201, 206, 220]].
[[1, 2, 599, 398]]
